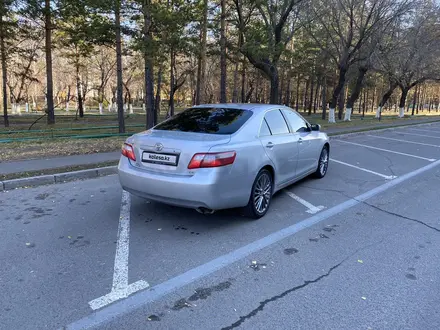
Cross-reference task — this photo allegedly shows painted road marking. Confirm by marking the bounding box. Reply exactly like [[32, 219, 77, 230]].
[[337, 140, 436, 162], [284, 190, 325, 214], [88, 190, 149, 310], [365, 135, 440, 148], [65, 158, 440, 330], [396, 131, 440, 140], [406, 128, 440, 134], [330, 158, 397, 180]]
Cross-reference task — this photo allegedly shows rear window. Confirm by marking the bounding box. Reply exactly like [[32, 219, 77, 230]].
[[154, 107, 253, 135]]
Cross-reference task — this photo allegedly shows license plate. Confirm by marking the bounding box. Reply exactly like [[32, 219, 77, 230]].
[[142, 152, 178, 166]]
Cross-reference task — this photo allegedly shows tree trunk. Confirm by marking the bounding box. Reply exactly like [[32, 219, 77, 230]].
[[416, 85, 422, 114], [284, 77, 291, 106], [329, 66, 347, 123], [345, 67, 367, 121], [303, 79, 309, 112], [279, 72, 285, 104], [66, 85, 71, 112], [76, 63, 84, 118], [0, 11, 9, 127], [143, 0, 154, 128], [321, 77, 327, 120], [240, 57, 246, 102], [313, 81, 320, 113], [363, 89, 367, 117], [154, 65, 162, 123], [398, 87, 409, 118], [337, 87, 346, 120], [308, 76, 314, 116], [376, 82, 397, 119], [232, 61, 239, 103], [219, 0, 227, 103], [411, 86, 417, 116], [269, 71, 279, 104], [195, 0, 208, 105], [371, 87, 376, 112], [295, 75, 300, 112], [45, 0, 55, 124], [169, 48, 176, 117], [115, 0, 125, 133]]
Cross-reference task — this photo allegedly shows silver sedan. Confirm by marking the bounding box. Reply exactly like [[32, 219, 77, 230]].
[[118, 104, 330, 219]]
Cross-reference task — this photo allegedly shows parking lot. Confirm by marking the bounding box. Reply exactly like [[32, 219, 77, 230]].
[[2, 123, 440, 329]]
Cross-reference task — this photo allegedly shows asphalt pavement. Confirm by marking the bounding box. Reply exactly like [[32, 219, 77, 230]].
[[2, 123, 440, 329]]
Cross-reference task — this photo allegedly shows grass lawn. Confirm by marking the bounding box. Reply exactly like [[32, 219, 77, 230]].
[[0, 136, 126, 162]]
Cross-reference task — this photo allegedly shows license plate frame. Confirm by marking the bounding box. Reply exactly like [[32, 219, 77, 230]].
[[142, 151, 179, 166]]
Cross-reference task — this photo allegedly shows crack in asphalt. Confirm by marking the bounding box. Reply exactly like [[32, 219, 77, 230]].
[[220, 262, 343, 330], [220, 241, 383, 330], [361, 201, 440, 233], [363, 142, 399, 178]]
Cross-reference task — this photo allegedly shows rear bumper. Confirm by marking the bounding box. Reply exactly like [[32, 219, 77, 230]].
[[118, 157, 248, 210]]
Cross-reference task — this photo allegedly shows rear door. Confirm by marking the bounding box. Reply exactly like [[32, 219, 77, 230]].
[[259, 109, 299, 186], [282, 108, 319, 177]]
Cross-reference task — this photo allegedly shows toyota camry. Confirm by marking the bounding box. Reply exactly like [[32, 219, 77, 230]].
[[118, 104, 330, 219]]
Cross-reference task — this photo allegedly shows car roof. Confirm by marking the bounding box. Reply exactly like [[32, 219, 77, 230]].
[[191, 103, 286, 113]]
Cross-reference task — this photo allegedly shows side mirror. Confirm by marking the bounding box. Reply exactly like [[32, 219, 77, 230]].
[[310, 124, 321, 131]]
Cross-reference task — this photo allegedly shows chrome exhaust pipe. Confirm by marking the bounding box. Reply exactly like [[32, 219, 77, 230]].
[[196, 207, 215, 215]]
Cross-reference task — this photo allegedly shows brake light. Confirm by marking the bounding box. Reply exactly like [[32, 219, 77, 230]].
[[188, 151, 236, 169], [121, 143, 136, 161]]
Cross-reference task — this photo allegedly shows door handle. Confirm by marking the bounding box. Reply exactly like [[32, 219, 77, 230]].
[[266, 142, 274, 148], [298, 138, 303, 144]]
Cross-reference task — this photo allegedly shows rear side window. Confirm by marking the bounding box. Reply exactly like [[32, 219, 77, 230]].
[[259, 119, 272, 137], [154, 107, 253, 135], [264, 110, 289, 135]]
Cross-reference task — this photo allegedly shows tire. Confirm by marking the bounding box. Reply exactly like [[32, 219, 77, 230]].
[[314, 145, 329, 179], [242, 169, 273, 219]]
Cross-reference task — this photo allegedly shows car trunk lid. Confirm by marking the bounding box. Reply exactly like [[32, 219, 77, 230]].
[[131, 130, 231, 175]]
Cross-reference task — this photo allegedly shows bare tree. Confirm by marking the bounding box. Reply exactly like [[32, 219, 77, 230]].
[[375, 2, 440, 118], [308, 0, 411, 122]]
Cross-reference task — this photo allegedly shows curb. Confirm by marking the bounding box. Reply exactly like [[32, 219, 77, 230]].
[[1, 119, 440, 192], [1, 166, 117, 191]]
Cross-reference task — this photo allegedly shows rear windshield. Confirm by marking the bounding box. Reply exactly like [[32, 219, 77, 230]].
[[154, 107, 253, 134]]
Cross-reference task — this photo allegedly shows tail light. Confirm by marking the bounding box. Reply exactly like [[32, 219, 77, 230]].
[[188, 151, 236, 169], [121, 143, 136, 161]]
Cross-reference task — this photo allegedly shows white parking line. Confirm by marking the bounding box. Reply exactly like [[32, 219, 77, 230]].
[[89, 191, 149, 310], [284, 190, 325, 214], [396, 131, 440, 140], [336, 140, 436, 162], [330, 158, 397, 180], [406, 128, 440, 134], [366, 135, 440, 148]]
